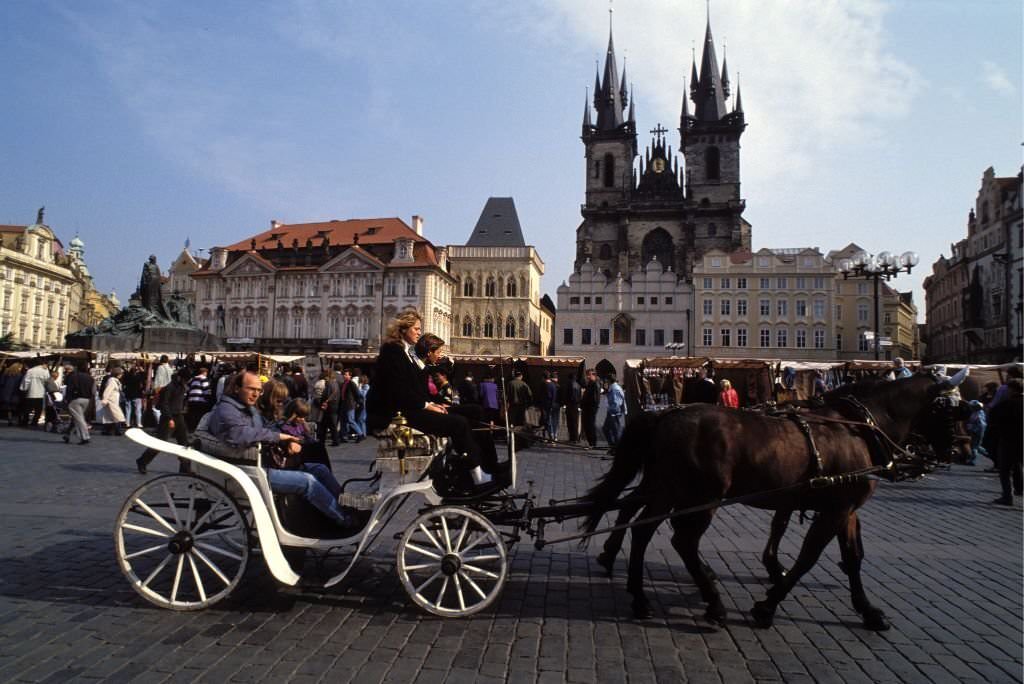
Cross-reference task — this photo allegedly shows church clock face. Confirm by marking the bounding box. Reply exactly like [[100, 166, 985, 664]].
[[652, 158, 666, 173]]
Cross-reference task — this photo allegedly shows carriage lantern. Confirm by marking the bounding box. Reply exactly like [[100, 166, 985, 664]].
[[837, 251, 919, 360]]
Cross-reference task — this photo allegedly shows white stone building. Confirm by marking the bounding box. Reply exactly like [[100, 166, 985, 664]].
[[192, 217, 454, 354]]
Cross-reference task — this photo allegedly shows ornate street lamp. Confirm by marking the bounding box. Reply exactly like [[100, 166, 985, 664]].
[[837, 250, 919, 360]]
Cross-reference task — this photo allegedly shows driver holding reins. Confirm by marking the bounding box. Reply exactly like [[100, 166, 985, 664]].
[[367, 312, 496, 491]]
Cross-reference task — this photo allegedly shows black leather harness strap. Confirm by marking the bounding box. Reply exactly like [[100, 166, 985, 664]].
[[785, 411, 825, 475]]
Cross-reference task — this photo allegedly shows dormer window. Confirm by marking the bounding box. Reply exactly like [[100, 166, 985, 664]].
[[393, 238, 415, 263]]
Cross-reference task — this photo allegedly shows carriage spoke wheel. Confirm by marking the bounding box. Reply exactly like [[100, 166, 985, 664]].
[[115, 474, 250, 611], [398, 506, 508, 617]]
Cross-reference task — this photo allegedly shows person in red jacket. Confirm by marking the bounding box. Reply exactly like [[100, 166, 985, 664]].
[[718, 378, 740, 409]]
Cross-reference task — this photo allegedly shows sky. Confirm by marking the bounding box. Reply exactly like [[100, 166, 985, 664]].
[[1, 0, 1020, 322]]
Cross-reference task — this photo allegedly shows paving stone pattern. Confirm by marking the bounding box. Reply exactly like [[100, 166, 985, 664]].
[[0, 425, 1020, 683]]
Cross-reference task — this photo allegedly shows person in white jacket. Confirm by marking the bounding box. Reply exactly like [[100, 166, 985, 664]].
[[19, 359, 51, 427], [99, 367, 127, 436]]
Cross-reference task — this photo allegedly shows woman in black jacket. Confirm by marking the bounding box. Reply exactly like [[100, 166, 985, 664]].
[[367, 312, 493, 488]]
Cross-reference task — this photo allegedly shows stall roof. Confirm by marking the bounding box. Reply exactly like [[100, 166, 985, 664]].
[[448, 354, 585, 367], [196, 351, 305, 364], [0, 348, 92, 359]]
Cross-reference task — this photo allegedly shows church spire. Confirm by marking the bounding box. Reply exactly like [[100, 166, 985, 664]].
[[595, 6, 626, 131], [720, 46, 731, 99], [693, 13, 728, 121], [734, 74, 743, 114]]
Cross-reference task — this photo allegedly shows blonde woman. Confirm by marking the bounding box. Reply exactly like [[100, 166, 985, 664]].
[[367, 311, 494, 489], [718, 378, 739, 409]]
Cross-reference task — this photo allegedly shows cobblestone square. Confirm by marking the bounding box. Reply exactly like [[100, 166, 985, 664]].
[[0, 427, 1020, 683]]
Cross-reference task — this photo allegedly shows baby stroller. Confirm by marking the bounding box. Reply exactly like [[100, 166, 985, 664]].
[[45, 389, 70, 434]]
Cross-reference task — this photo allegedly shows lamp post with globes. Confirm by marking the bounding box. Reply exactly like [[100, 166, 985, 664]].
[[837, 250, 920, 360]]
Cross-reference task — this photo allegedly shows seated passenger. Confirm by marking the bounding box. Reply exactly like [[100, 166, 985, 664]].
[[367, 312, 494, 489], [208, 371, 357, 529]]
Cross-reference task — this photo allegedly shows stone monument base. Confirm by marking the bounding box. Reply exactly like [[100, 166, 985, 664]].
[[66, 328, 222, 353]]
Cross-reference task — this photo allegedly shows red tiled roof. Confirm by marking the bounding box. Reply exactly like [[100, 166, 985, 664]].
[[222, 218, 425, 252]]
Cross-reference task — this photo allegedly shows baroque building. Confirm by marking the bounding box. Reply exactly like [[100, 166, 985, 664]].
[[191, 217, 454, 354], [0, 213, 116, 348], [447, 198, 552, 355], [558, 13, 750, 373], [692, 248, 836, 360], [162, 242, 206, 312], [924, 166, 1023, 363]]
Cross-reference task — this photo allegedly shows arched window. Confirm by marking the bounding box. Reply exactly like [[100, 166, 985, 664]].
[[485, 278, 496, 297], [603, 153, 615, 188], [505, 316, 516, 338], [463, 279, 474, 297], [612, 314, 631, 343], [483, 316, 494, 338], [641, 228, 673, 271], [462, 317, 473, 336], [705, 146, 721, 181], [506, 278, 517, 297], [599, 244, 612, 260]]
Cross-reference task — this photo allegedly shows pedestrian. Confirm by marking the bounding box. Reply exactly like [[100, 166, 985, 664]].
[[339, 369, 364, 442], [602, 373, 626, 447], [434, 369, 454, 407], [19, 359, 50, 428], [98, 366, 127, 436], [63, 360, 95, 445], [457, 372, 479, 406], [151, 355, 173, 423], [357, 374, 370, 437], [506, 371, 532, 428], [319, 369, 342, 446], [136, 369, 191, 474], [123, 362, 146, 428], [185, 366, 214, 431], [891, 357, 913, 380], [718, 379, 740, 408], [693, 367, 718, 404], [540, 371, 560, 440], [42, 369, 61, 432], [291, 366, 309, 401], [988, 379, 1023, 506], [581, 368, 600, 449], [560, 372, 582, 443], [812, 370, 828, 399], [963, 400, 987, 466], [0, 361, 24, 426], [479, 373, 500, 425]]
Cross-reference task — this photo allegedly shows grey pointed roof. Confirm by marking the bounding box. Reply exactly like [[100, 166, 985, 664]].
[[467, 197, 526, 247], [693, 18, 728, 121], [595, 27, 626, 130]]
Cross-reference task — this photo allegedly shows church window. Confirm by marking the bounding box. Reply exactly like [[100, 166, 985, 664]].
[[506, 278, 517, 297], [705, 147, 721, 180], [594, 159, 601, 179], [463, 279, 474, 297], [603, 154, 615, 188], [483, 317, 494, 338], [599, 244, 612, 260], [641, 228, 672, 270], [462, 318, 472, 336], [506, 317, 516, 338], [485, 278, 496, 297], [708, 224, 718, 237]]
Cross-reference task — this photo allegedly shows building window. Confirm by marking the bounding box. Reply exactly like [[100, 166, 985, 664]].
[[595, 296, 603, 304], [603, 153, 615, 188], [813, 276, 825, 289], [635, 329, 646, 346], [737, 277, 747, 289], [777, 300, 788, 317], [703, 277, 713, 289], [858, 332, 870, 352], [705, 146, 720, 180], [484, 317, 494, 338], [796, 329, 807, 348], [650, 296, 658, 305], [857, 304, 869, 322], [813, 299, 825, 319], [613, 315, 631, 343], [665, 297, 672, 305], [814, 329, 825, 349], [836, 332, 843, 351], [836, 303, 843, 319], [583, 296, 591, 305], [777, 329, 788, 348], [581, 328, 592, 345], [563, 328, 573, 345], [857, 283, 868, 295], [711, 256, 722, 267], [777, 277, 788, 289], [485, 278, 496, 297], [637, 296, 645, 305], [386, 277, 397, 297], [760, 299, 770, 316], [702, 328, 713, 346], [703, 299, 713, 315], [760, 328, 771, 348], [721, 277, 731, 289], [506, 316, 516, 338], [405, 277, 417, 296], [292, 316, 302, 338], [796, 277, 807, 289], [463, 279, 474, 297], [737, 299, 748, 316], [570, 296, 580, 305], [506, 279, 517, 297], [599, 328, 609, 345], [720, 328, 731, 347], [654, 329, 665, 346], [721, 299, 731, 316], [796, 300, 807, 317], [737, 328, 748, 347], [759, 277, 771, 289]]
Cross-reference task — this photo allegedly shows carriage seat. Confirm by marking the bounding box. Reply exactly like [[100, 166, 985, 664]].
[[373, 416, 449, 482]]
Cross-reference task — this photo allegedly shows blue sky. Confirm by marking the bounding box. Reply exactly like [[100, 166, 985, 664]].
[[1, 0, 1020, 321]]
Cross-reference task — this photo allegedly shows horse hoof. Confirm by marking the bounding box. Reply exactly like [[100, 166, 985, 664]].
[[632, 600, 654, 620], [862, 609, 890, 632], [751, 601, 775, 628], [596, 552, 614, 578]]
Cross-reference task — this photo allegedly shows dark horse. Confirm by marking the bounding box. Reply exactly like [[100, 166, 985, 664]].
[[582, 371, 967, 630]]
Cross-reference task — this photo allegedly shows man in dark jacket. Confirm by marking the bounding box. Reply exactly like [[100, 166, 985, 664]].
[[581, 368, 601, 448], [63, 361, 95, 445], [506, 371, 533, 428], [457, 372, 479, 406], [136, 369, 192, 474], [989, 379, 1023, 505], [560, 372, 582, 443], [541, 372, 560, 440]]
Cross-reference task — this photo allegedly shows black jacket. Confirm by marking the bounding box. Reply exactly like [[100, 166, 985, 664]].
[[582, 379, 601, 411], [367, 342, 429, 426], [65, 371, 95, 402]]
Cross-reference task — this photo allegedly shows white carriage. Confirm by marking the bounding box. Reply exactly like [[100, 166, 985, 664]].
[[115, 417, 519, 618]]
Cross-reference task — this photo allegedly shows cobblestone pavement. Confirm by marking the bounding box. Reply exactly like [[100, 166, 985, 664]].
[[0, 425, 1020, 683]]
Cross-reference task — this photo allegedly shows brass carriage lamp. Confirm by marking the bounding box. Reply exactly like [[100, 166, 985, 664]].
[[390, 412, 414, 475]]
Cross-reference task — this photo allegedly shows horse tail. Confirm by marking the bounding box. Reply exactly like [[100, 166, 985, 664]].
[[580, 409, 659, 537]]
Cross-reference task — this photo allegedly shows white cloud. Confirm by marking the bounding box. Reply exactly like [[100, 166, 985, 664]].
[[982, 60, 1015, 95], [509, 0, 920, 193]]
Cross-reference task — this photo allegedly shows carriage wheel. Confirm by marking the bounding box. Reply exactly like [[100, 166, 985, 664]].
[[397, 506, 508, 618], [115, 474, 250, 611]]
